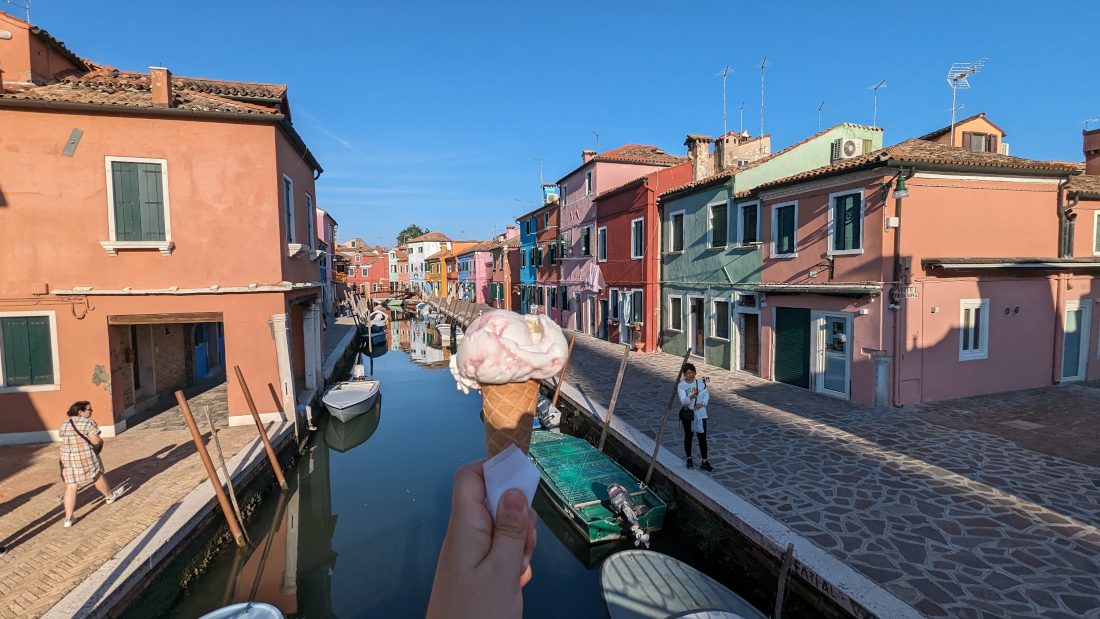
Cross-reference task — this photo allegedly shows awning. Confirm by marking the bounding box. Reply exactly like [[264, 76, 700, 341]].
[[107, 312, 223, 325], [755, 283, 882, 297], [923, 258, 1100, 270]]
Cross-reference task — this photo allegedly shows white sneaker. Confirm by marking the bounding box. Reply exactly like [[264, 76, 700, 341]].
[[105, 485, 127, 504], [64, 518, 74, 528]]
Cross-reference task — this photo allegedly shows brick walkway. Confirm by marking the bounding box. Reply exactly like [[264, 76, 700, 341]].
[[0, 422, 261, 618], [558, 332, 1100, 619]]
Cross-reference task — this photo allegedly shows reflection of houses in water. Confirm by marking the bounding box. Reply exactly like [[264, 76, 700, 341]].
[[404, 319, 451, 368]]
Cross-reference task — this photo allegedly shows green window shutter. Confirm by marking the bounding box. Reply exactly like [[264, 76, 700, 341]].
[[833, 194, 861, 251], [711, 204, 728, 247], [774, 308, 810, 388], [112, 162, 165, 241], [777, 206, 796, 254], [742, 205, 758, 244], [715, 301, 729, 339], [2, 316, 53, 386]]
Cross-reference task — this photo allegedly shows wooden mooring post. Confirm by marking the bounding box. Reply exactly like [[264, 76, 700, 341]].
[[175, 391, 246, 547], [203, 405, 251, 545], [597, 343, 631, 452], [643, 349, 693, 486], [774, 543, 796, 619], [233, 365, 289, 490], [550, 334, 576, 407]]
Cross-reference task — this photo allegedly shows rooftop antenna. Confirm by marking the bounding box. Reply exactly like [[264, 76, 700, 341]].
[[868, 79, 886, 127], [754, 57, 772, 157], [531, 157, 543, 185], [716, 65, 732, 136], [1085, 117, 1100, 131], [817, 101, 825, 132], [3, 0, 30, 21], [946, 58, 987, 146], [593, 131, 600, 153], [739, 102, 745, 134]]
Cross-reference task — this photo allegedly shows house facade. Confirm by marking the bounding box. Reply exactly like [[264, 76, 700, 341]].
[[0, 13, 325, 443], [344, 249, 388, 294], [406, 232, 452, 294], [558, 145, 686, 334], [489, 233, 521, 311], [918, 112, 1008, 154], [749, 138, 1091, 407], [456, 240, 495, 303], [659, 124, 883, 374], [316, 208, 338, 315], [517, 207, 539, 314], [388, 245, 407, 292]]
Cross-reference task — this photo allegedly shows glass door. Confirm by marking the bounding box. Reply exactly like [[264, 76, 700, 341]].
[[1062, 300, 1092, 382], [816, 314, 850, 399]]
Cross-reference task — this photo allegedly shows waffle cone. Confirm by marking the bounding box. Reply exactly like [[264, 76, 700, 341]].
[[481, 380, 539, 458]]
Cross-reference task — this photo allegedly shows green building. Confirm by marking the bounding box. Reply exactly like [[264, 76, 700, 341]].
[[658, 124, 883, 371]]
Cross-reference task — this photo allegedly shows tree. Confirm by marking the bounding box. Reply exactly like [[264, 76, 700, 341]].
[[396, 224, 427, 245]]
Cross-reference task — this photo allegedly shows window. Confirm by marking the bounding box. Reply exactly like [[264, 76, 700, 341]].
[[772, 202, 797, 257], [829, 191, 863, 255], [391, 265, 396, 273], [597, 226, 608, 262], [669, 210, 685, 253], [1094, 211, 1100, 256], [545, 212, 550, 229], [959, 299, 989, 360], [355, 255, 361, 263], [581, 226, 592, 256], [105, 158, 170, 244], [282, 175, 295, 243], [548, 244, 557, 266], [560, 184, 567, 206], [536, 245, 544, 267], [550, 286, 558, 309], [711, 298, 730, 341], [418, 246, 423, 253], [305, 193, 315, 250], [610, 289, 620, 320], [962, 132, 998, 153], [668, 296, 683, 331], [521, 249, 527, 268], [708, 201, 728, 249], [632, 290, 643, 323], [738, 201, 760, 246], [737, 293, 758, 310], [529, 218, 535, 235], [631, 217, 644, 259], [1, 314, 58, 389], [585, 171, 593, 195], [537, 287, 544, 305]]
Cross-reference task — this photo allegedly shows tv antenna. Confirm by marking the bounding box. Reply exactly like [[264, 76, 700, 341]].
[[817, 101, 825, 132], [716, 65, 732, 136], [739, 102, 745, 134], [868, 79, 886, 127], [947, 58, 986, 146], [754, 57, 771, 157], [1085, 117, 1100, 131], [3, 0, 30, 21], [592, 131, 600, 153]]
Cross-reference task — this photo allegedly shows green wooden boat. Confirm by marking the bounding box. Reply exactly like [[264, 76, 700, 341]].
[[528, 431, 666, 545]]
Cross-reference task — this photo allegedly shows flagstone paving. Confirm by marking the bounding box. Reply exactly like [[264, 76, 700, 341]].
[[559, 331, 1100, 619]]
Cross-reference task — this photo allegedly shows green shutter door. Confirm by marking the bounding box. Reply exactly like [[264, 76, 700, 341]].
[[774, 307, 810, 389], [112, 162, 165, 241], [2, 316, 53, 386]]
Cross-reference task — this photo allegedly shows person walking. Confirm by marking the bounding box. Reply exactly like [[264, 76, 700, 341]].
[[60, 401, 125, 527], [677, 364, 713, 472]]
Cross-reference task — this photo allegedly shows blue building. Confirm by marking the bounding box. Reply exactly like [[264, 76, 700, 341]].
[[516, 207, 538, 313]]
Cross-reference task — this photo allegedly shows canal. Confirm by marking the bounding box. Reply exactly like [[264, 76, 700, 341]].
[[122, 317, 773, 619]]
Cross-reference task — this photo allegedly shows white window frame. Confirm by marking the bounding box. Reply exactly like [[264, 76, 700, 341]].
[[102, 156, 173, 255], [827, 189, 865, 257], [305, 193, 315, 250], [668, 209, 686, 254], [667, 295, 684, 332], [1093, 211, 1100, 257], [710, 297, 732, 342], [771, 200, 799, 258], [736, 200, 761, 247], [630, 217, 645, 259], [597, 226, 608, 262], [282, 174, 296, 243], [545, 212, 550, 229], [0, 310, 61, 393], [706, 199, 729, 250], [609, 288, 620, 320], [1063, 299, 1093, 379], [735, 291, 761, 315], [585, 171, 593, 195], [582, 225, 594, 257], [959, 298, 990, 361]]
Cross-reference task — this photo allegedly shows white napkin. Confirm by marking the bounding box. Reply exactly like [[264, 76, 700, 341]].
[[482, 444, 541, 522]]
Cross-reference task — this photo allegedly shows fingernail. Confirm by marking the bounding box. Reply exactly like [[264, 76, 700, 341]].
[[521, 555, 530, 574], [501, 488, 527, 515]]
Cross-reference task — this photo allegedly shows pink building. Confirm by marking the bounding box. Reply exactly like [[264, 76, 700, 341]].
[[749, 138, 1095, 407], [456, 227, 519, 304], [558, 145, 686, 334]]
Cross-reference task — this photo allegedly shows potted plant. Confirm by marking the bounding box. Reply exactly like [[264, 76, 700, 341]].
[[628, 321, 644, 350]]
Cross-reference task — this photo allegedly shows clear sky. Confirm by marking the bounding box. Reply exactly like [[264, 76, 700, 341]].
[[32, 0, 1098, 247]]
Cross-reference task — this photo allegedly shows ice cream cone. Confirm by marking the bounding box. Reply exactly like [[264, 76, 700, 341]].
[[481, 379, 539, 457]]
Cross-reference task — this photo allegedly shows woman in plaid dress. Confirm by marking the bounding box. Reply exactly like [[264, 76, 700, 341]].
[[60, 401, 124, 527]]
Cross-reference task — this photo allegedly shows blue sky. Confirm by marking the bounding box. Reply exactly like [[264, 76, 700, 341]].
[[34, 0, 1098, 246]]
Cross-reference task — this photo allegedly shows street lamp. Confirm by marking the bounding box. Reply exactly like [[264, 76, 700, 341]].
[[892, 171, 909, 199]]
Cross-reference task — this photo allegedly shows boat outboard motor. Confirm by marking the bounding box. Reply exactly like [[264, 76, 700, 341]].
[[351, 364, 366, 380], [607, 483, 650, 547]]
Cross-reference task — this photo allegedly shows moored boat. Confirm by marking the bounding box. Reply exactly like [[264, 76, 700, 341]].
[[321, 364, 380, 422], [199, 602, 284, 619], [325, 396, 381, 452], [369, 309, 388, 327]]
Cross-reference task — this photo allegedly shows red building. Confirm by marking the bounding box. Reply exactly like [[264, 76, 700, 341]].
[[489, 228, 521, 311], [342, 247, 388, 294], [594, 162, 693, 350]]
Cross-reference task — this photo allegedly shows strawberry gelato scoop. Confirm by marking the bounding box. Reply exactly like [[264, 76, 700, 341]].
[[450, 310, 569, 393]]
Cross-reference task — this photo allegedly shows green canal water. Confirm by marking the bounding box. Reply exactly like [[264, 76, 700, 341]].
[[122, 318, 771, 619]]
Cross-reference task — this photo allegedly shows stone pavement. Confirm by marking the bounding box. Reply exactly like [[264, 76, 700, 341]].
[[0, 422, 261, 618], [323, 314, 356, 362], [123, 377, 229, 432], [558, 332, 1100, 619]]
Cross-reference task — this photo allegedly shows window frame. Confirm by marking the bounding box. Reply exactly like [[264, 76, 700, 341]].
[[282, 173, 296, 243], [668, 295, 683, 332], [581, 225, 594, 257], [668, 209, 686, 254], [609, 288, 620, 320], [770, 200, 799, 258], [706, 199, 729, 250], [827, 189, 865, 256], [597, 226, 608, 262], [305, 192, 315, 251], [585, 171, 593, 196], [959, 298, 990, 361], [545, 212, 550, 229], [0, 311, 61, 393], [736, 200, 761, 247], [710, 297, 731, 342], [103, 156, 173, 248], [1093, 211, 1100, 257], [630, 217, 645, 259]]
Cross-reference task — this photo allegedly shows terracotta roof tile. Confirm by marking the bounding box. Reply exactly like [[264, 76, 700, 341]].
[[555, 143, 687, 183], [408, 232, 452, 243], [1068, 174, 1100, 197]]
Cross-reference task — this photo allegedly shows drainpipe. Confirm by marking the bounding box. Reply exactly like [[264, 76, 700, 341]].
[[888, 166, 916, 408]]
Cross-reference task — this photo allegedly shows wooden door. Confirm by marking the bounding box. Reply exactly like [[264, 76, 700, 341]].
[[742, 313, 759, 372]]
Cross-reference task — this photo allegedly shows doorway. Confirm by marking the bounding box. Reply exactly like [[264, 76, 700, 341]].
[[741, 313, 760, 372], [130, 325, 156, 409], [688, 296, 705, 357], [1062, 299, 1092, 382], [619, 293, 633, 344], [813, 312, 851, 399], [774, 307, 810, 388], [598, 299, 609, 340]]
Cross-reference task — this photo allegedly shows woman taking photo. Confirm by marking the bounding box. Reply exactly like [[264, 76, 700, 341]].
[[60, 401, 125, 527], [677, 364, 713, 472]]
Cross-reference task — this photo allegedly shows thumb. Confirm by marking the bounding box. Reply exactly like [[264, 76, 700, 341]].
[[488, 488, 530, 575]]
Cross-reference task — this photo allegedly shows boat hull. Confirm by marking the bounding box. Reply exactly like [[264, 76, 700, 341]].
[[199, 603, 284, 619], [322, 381, 380, 423]]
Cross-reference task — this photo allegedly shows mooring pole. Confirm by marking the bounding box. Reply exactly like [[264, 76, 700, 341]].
[[598, 343, 631, 452], [551, 334, 577, 408], [774, 543, 796, 619], [233, 365, 289, 490], [203, 405, 251, 545], [643, 349, 693, 486], [175, 391, 246, 547]]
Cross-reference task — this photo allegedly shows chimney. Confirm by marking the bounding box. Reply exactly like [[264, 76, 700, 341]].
[[582, 150, 597, 163], [149, 67, 173, 108], [1085, 128, 1100, 176], [684, 135, 714, 182], [714, 133, 735, 173]]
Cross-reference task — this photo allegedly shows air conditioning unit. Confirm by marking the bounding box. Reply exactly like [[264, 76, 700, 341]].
[[832, 138, 865, 161]]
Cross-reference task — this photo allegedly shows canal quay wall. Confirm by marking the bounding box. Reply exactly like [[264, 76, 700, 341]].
[[543, 331, 1100, 619]]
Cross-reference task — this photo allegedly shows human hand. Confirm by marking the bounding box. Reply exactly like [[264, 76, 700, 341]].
[[426, 462, 538, 619], [694, 403, 703, 411]]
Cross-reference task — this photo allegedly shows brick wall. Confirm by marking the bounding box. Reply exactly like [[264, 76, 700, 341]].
[[108, 324, 134, 417], [153, 324, 186, 391]]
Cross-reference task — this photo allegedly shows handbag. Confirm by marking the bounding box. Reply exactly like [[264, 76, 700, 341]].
[[70, 419, 103, 455]]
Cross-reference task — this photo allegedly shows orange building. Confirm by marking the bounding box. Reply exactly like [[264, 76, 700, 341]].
[[0, 12, 326, 443]]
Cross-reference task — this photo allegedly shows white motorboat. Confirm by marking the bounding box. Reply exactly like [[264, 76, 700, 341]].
[[369, 309, 388, 327], [322, 365, 380, 422], [200, 603, 284, 619]]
